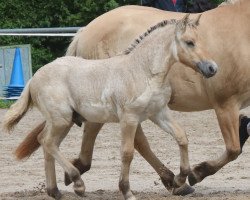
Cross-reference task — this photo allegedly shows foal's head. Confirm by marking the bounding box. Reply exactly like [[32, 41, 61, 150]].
[[174, 14, 218, 78]]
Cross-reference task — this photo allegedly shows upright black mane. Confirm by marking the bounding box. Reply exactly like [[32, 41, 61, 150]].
[[124, 19, 177, 55]]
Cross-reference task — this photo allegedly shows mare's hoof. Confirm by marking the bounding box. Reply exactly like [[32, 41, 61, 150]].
[[188, 172, 198, 186], [172, 183, 195, 196], [64, 172, 71, 186]]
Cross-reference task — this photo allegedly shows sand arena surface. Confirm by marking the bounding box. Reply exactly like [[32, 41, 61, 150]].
[[0, 108, 250, 199]]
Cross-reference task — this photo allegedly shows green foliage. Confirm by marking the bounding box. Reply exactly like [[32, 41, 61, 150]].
[[0, 100, 15, 109], [0, 0, 224, 74]]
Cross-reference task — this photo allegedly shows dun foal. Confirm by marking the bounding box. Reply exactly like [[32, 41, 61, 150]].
[[3, 15, 217, 200]]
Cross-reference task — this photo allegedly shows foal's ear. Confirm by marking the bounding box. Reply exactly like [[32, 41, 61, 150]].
[[193, 14, 202, 26], [176, 13, 190, 35]]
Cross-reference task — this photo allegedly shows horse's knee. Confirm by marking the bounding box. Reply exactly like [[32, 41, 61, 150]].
[[121, 149, 134, 163], [227, 147, 241, 161], [175, 131, 188, 147]]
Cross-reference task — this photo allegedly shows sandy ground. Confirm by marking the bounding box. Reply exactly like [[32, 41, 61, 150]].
[[0, 107, 250, 200]]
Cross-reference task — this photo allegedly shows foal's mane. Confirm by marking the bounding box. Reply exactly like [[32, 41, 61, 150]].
[[124, 19, 177, 55]]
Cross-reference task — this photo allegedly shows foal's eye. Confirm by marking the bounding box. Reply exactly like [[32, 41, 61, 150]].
[[185, 40, 195, 48]]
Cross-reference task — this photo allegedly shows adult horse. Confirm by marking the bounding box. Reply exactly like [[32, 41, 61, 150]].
[[4, 15, 217, 200], [15, 0, 250, 195]]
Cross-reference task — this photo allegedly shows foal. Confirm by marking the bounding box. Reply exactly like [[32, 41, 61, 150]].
[[3, 14, 217, 200]]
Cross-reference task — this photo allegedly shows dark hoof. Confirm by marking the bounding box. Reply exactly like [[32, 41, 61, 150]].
[[64, 159, 91, 186], [64, 172, 72, 186], [172, 183, 195, 196], [188, 172, 198, 186], [47, 187, 62, 200]]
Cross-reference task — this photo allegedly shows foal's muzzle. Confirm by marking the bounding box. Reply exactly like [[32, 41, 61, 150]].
[[196, 61, 218, 78]]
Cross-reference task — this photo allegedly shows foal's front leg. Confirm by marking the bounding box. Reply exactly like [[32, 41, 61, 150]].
[[119, 117, 138, 200], [150, 108, 191, 192]]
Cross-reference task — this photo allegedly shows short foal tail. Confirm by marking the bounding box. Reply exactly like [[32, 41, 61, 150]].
[[2, 80, 45, 160], [3, 80, 32, 133]]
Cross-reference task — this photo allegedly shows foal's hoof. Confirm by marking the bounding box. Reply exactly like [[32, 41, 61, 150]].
[[172, 183, 195, 196], [73, 180, 85, 197], [47, 187, 62, 200], [188, 171, 199, 186]]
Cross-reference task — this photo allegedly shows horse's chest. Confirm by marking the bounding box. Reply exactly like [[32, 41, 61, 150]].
[[129, 86, 171, 121]]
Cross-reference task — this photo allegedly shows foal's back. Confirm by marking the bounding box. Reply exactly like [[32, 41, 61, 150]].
[[30, 56, 148, 122]]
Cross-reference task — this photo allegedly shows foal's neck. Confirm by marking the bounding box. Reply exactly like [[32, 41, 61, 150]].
[[127, 25, 177, 83]]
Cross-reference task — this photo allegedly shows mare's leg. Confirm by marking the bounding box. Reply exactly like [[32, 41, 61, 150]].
[[150, 108, 191, 192], [188, 101, 241, 186], [65, 122, 103, 186], [40, 121, 85, 197], [134, 124, 193, 195], [119, 118, 138, 200]]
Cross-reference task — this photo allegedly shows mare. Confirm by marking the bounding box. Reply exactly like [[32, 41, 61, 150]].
[[64, 0, 250, 190], [3, 15, 217, 200]]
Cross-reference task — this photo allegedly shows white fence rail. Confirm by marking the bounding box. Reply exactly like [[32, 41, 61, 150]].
[[0, 27, 81, 37]]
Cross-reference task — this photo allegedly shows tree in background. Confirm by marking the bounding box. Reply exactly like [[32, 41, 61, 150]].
[[0, 0, 224, 73]]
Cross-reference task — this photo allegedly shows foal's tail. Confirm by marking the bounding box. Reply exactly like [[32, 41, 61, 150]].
[[2, 80, 32, 133], [2, 79, 45, 160]]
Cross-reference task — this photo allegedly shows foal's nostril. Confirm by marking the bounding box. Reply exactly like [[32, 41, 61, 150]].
[[208, 65, 216, 74]]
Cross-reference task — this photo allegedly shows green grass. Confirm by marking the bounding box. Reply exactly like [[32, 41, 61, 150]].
[[0, 100, 15, 109]]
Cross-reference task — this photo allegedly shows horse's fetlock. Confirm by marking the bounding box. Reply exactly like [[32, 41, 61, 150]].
[[180, 166, 190, 176], [119, 180, 130, 194], [227, 148, 241, 161], [69, 169, 81, 182], [47, 187, 61, 199], [72, 158, 91, 174], [159, 165, 175, 190]]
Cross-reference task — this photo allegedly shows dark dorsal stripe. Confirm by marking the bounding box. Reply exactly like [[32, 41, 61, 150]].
[[124, 19, 177, 55]]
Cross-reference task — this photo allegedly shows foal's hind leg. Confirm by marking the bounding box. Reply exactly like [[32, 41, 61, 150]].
[[65, 122, 103, 186], [37, 125, 61, 199], [40, 121, 85, 197], [150, 108, 193, 195]]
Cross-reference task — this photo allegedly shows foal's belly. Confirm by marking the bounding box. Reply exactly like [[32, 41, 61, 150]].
[[79, 103, 119, 123]]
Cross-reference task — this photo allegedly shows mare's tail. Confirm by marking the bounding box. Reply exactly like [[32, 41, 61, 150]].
[[66, 27, 84, 56], [15, 121, 45, 160]]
